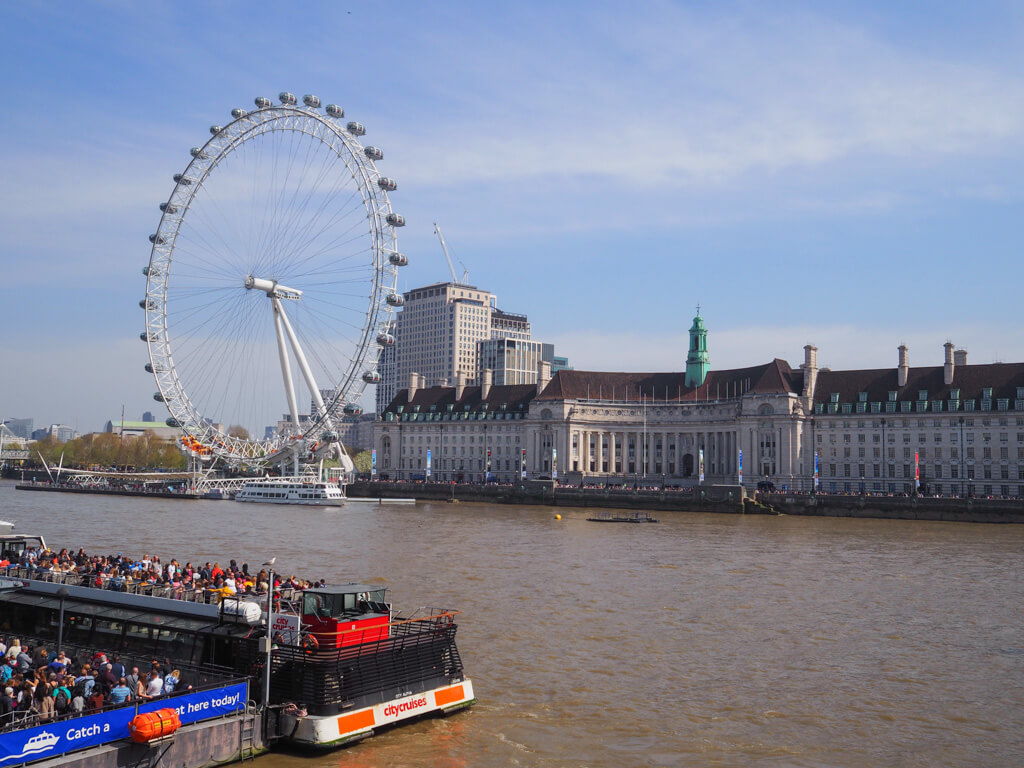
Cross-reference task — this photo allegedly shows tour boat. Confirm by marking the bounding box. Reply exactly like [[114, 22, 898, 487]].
[[235, 478, 345, 506], [0, 550, 474, 753]]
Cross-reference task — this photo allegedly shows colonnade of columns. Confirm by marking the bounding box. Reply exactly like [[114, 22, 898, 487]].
[[570, 427, 746, 478]]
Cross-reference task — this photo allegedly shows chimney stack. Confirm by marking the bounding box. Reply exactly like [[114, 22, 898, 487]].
[[439, 377, 448, 388], [897, 345, 909, 388], [537, 360, 552, 395], [954, 348, 968, 367], [455, 370, 465, 401], [481, 368, 492, 401], [801, 344, 818, 399], [408, 372, 420, 402], [944, 341, 955, 386]]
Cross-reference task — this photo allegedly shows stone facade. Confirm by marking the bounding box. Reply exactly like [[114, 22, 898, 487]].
[[374, 315, 1024, 496]]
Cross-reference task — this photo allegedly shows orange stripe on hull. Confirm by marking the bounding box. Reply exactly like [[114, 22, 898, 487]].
[[337, 708, 376, 734], [434, 684, 465, 708]]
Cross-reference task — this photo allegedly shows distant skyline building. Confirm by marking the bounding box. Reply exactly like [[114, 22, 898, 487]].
[[382, 281, 545, 411], [478, 339, 554, 386], [1, 418, 33, 440]]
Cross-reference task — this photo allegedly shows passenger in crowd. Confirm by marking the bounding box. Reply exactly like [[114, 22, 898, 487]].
[[0, 686, 15, 721], [162, 669, 180, 695], [98, 662, 117, 691], [47, 651, 68, 676], [4, 638, 21, 661], [33, 681, 54, 722], [14, 648, 32, 674], [0, 659, 14, 684], [85, 685, 105, 714], [0, 636, 7, 657], [143, 670, 163, 700], [74, 665, 95, 698], [51, 678, 71, 714], [108, 677, 132, 704], [110, 655, 125, 680], [32, 646, 50, 669], [125, 666, 141, 694]]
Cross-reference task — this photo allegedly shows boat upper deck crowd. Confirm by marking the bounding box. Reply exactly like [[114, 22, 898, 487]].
[[0, 545, 326, 600]]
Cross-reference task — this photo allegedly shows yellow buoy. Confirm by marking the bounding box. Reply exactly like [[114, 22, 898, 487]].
[[555, 514, 562, 520]]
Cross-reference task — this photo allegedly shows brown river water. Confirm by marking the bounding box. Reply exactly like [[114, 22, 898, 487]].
[[3, 480, 1023, 767]]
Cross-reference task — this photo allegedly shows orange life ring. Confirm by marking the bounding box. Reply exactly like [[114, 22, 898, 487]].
[[302, 633, 320, 652]]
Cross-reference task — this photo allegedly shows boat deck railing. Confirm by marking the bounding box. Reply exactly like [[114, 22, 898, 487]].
[[246, 609, 465, 715], [1, 565, 304, 610]]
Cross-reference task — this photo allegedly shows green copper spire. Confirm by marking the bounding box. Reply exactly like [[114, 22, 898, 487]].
[[685, 305, 709, 388]]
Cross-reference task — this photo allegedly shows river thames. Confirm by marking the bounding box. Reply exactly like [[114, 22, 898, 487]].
[[3, 480, 1023, 767]]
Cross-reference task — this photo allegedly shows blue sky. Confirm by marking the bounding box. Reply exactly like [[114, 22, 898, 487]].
[[2, 1, 1023, 434]]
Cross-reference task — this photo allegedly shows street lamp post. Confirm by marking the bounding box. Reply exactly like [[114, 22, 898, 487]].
[[56, 586, 69, 655], [262, 558, 276, 709]]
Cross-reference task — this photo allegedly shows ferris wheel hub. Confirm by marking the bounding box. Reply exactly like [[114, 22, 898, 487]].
[[245, 275, 302, 300]]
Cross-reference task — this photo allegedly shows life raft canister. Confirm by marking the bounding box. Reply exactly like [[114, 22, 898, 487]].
[[130, 708, 182, 742]]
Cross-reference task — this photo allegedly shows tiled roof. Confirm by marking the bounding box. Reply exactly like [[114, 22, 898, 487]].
[[537, 359, 801, 401], [814, 362, 1024, 404]]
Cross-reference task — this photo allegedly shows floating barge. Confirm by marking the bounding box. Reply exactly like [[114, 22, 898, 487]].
[[586, 512, 659, 523]]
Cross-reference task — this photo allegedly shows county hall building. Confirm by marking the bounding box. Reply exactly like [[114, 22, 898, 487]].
[[372, 312, 1024, 497]]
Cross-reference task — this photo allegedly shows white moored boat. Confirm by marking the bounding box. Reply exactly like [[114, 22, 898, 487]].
[[235, 478, 345, 506]]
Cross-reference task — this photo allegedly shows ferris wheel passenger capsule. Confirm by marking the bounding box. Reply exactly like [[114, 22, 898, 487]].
[[140, 332, 149, 342], [346, 121, 365, 136], [376, 332, 396, 346], [387, 251, 408, 267], [364, 146, 383, 161], [343, 404, 363, 416], [279, 92, 297, 105], [165, 417, 181, 428], [149, 234, 166, 244], [159, 203, 178, 214], [139, 299, 156, 310], [153, 392, 167, 402], [322, 430, 339, 443], [210, 125, 222, 135], [254, 96, 272, 108], [362, 371, 381, 384], [385, 292, 404, 307], [172, 173, 193, 186], [385, 213, 405, 227], [302, 94, 321, 108], [231, 108, 248, 119], [377, 177, 397, 192], [325, 104, 344, 118], [190, 147, 208, 159]]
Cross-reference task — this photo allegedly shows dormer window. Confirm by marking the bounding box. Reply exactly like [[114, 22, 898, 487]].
[[1017, 387, 1024, 399], [983, 387, 993, 399], [830, 393, 840, 403], [950, 389, 960, 400], [888, 391, 898, 402], [918, 390, 928, 401], [858, 392, 868, 402]]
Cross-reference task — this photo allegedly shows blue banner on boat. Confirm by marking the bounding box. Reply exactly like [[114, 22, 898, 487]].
[[0, 682, 247, 766]]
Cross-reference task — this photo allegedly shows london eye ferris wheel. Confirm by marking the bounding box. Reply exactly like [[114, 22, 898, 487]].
[[141, 93, 407, 473]]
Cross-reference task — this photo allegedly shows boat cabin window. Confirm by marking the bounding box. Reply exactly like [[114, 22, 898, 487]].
[[304, 588, 387, 618]]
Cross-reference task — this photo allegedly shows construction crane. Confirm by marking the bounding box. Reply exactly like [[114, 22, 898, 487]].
[[434, 223, 469, 285]]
